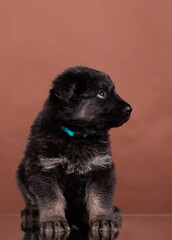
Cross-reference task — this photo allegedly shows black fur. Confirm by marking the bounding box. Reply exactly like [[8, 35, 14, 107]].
[[17, 66, 132, 237]]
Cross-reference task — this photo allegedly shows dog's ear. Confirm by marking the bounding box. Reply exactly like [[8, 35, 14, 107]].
[[50, 74, 86, 102], [50, 78, 76, 102]]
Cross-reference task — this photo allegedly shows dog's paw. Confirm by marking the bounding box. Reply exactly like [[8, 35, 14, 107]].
[[90, 216, 120, 238], [39, 226, 69, 240], [21, 207, 39, 231], [40, 217, 70, 236]]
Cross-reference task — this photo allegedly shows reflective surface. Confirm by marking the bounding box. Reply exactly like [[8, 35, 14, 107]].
[[0, 214, 172, 240]]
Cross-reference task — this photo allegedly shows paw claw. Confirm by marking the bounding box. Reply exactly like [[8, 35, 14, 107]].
[[101, 220, 109, 231], [40, 218, 70, 236], [90, 216, 120, 236]]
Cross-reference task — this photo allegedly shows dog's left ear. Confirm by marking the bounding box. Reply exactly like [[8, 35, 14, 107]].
[[50, 75, 85, 102]]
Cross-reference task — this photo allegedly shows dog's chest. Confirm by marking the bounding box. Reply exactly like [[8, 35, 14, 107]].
[[38, 138, 113, 174], [39, 153, 113, 175]]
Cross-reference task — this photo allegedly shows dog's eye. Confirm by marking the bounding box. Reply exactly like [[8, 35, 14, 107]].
[[97, 90, 106, 99]]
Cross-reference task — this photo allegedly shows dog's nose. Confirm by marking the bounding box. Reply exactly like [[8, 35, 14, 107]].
[[124, 105, 132, 113]]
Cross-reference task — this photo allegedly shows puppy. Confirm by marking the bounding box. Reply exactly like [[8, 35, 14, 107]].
[[17, 66, 132, 237]]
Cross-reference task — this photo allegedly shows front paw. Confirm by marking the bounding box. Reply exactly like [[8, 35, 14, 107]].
[[90, 216, 120, 237], [21, 207, 39, 231], [40, 217, 70, 235]]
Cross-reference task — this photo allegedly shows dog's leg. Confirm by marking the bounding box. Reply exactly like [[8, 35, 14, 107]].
[[90, 206, 122, 240], [89, 206, 122, 239], [29, 173, 70, 235], [85, 168, 121, 236], [16, 164, 39, 231]]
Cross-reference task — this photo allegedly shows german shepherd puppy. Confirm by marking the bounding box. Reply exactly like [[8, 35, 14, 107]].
[[17, 66, 132, 237]]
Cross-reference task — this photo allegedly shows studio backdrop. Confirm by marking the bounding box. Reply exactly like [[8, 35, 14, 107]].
[[0, 0, 172, 214]]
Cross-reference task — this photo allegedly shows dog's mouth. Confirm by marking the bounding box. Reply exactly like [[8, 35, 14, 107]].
[[98, 112, 131, 129], [114, 114, 131, 127], [111, 105, 132, 127]]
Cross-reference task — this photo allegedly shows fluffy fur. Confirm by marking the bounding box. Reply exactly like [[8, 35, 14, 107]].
[[17, 66, 132, 237]]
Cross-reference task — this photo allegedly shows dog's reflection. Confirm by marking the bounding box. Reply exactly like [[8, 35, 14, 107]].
[[22, 228, 117, 240]]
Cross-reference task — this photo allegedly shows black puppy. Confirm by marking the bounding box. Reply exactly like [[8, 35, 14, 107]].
[[17, 66, 132, 237]]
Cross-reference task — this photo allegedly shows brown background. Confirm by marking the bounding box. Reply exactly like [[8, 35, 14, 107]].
[[0, 0, 172, 214]]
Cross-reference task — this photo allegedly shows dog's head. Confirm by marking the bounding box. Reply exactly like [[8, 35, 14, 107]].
[[48, 66, 132, 134]]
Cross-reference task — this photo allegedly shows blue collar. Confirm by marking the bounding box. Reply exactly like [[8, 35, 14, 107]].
[[60, 125, 87, 138]]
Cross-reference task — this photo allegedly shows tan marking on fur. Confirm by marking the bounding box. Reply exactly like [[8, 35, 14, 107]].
[[85, 191, 112, 221], [66, 154, 112, 174], [75, 100, 96, 120], [90, 154, 112, 169], [39, 154, 112, 174], [39, 156, 68, 170], [77, 101, 92, 119], [39, 188, 66, 222]]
